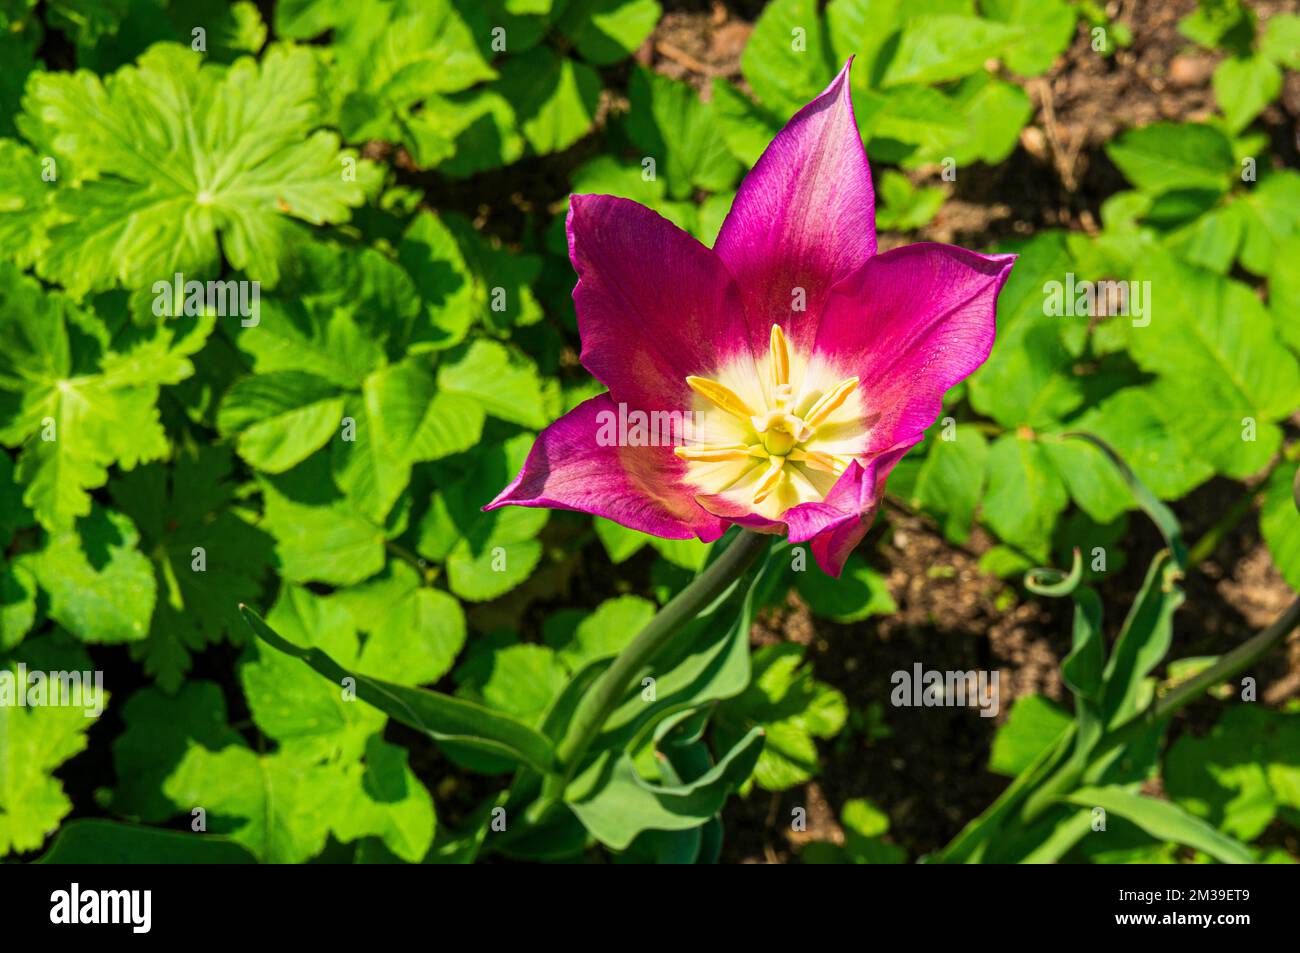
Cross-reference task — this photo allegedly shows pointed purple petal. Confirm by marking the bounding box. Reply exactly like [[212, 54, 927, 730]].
[[485, 393, 728, 542], [713, 59, 876, 358], [817, 243, 1016, 455], [568, 194, 751, 411], [783, 443, 916, 576]]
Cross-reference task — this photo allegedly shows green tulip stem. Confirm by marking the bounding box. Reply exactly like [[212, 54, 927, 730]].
[[537, 529, 771, 813]]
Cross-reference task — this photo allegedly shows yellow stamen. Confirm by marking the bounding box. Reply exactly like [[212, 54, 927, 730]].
[[802, 376, 860, 429], [686, 375, 755, 421], [674, 443, 752, 463], [790, 447, 848, 474], [769, 324, 790, 391], [751, 455, 785, 504]]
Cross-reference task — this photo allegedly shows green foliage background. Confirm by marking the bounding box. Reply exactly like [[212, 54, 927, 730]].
[[1, 0, 1298, 863]]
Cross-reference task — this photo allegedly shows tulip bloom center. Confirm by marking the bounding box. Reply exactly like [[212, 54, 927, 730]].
[[674, 325, 866, 520]]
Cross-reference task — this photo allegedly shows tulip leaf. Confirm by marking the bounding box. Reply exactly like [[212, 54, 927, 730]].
[[566, 726, 764, 850], [1063, 787, 1255, 864], [36, 820, 256, 864], [241, 605, 558, 774]]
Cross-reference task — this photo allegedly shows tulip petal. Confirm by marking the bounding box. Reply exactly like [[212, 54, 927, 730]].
[[713, 59, 875, 357], [568, 194, 752, 412], [783, 443, 916, 576], [816, 243, 1016, 455], [485, 393, 728, 542]]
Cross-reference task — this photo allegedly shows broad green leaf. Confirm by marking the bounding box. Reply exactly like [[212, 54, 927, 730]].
[[982, 434, 1068, 560], [715, 644, 846, 791], [475, 644, 568, 726], [0, 138, 48, 269], [826, 0, 904, 87], [332, 735, 436, 864], [969, 235, 1083, 429], [742, 0, 835, 117], [1041, 434, 1133, 524], [558, 0, 661, 66], [416, 434, 549, 601], [593, 516, 650, 564], [233, 297, 384, 388], [711, 79, 782, 168], [1270, 234, 1300, 354], [906, 428, 989, 542], [880, 15, 1024, 88], [1235, 170, 1300, 275], [931, 73, 1031, 166], [332, 0, 495, 144], [1178, 0, 1255, 49], [0, 635, 103, 856], [110, 446, 274, 689], [839, 798, 907, 863], [625, 67, 741, 200], [335, 563, 467, 687], [426, 88, 527, 177], [443, 214, 544, 334], [331, 359, 440, 521], [240, 586, 384, 761], [1213, 54, 1281, 134], [1070, 387, 1215, 500], [396, 211, 476, 351], [218, 370, 345, 474], [165, 743, 343, 863], [436, 339, 549, 429], [20, 504, 156, 643], [0, 562, 37, 651], [1260, 463, 1300, 592], [981, 0, 1075, 75], [1104, 122, 1235, 194], [551, 595, 656, 671], [21, 44, 367, 292], [1260, 13, 1300, 68], [0, 266, 197, 531], [874, 169, 945, 231], [1124, 252, 1300, 477], [794, 554, 895, 622], [111, 681, 243, 822], [649, 536, 712, 572], [1064, 787, 1254, 864], [493, 47, 600, 154], [1164, 706, 1287, 841], [258, 457, 390, 587]]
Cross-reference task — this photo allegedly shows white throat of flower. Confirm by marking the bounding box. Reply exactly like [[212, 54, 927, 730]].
[[675, 324, 868, 520]]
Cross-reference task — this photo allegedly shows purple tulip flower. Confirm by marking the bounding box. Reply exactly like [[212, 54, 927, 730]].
[[487, 60, 1016, 576]]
